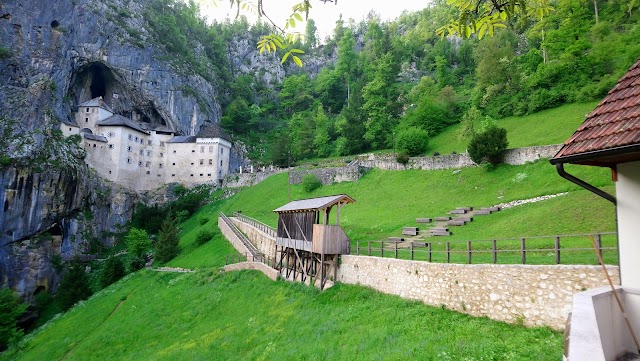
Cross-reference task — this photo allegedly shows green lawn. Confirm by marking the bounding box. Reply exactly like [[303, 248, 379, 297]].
[[427, 102, 598, 155], [6, 268, 562, 361]]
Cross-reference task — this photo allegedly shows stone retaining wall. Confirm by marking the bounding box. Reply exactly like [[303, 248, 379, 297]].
[[230, 217, 276, 259], [337, 255, 619, 330], [356, 144, 563, 171], [218, 217, 252, 255], [223, 262, 279, 281], [223, 169, 286, 189], [289, 165, 366, 185]]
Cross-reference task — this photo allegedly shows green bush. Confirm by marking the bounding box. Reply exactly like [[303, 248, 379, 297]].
[[129, 257, 146, 272], [195, 229, 214, 246], [396, 127, 429, 156], [302, 174, 322, 192], [396, 152, 410, 165], [0, 288, 27, 351], [57, 262, 92, 310], [199, 217, 209, 225], [125, 228, 151, 259], [468, 126, 509, 166], [100, 256, 127, 288]]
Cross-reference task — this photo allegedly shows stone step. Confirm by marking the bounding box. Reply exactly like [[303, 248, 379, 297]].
[[416, 218, 432, 223], [446, 220, 467, 226], [434, 216, 452, 221]]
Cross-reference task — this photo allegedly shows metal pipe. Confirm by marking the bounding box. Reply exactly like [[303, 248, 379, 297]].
[[555, 163, 616, 205]]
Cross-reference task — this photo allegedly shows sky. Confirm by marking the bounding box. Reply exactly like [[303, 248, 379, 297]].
[[200, 0, 430, 40]]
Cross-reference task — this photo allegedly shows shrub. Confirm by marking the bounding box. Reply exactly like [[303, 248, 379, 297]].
[[0, 288, 27, 351], [199, 217, 209, 225], [155, 213, 180, 263], [125, 228, 151, 259], [468, 126, 509, 166], [396, 127, 429, 156], [396, 152, 410, 165], [100, 256, 126, 288], [195, 229, 214, 246], [302, 174, 322, 192], [57, 262, 92, 310], [433, 152, 440, 156], [129, 257, 146, 272]]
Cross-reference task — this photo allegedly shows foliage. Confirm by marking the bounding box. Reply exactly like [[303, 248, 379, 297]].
[[396, 152, 410, 165], [0, 47, 11, 59], [199, 217, 209, 226], [99, 256, 127, 288], [57, 262, 92, 310], [125, 228, 151, 260], [468, 126, 509, 166], [0, 288, 27, 351], [396, 127, 429, 156], [155, 213, 180, 263], [301, 173, 322, 193], [195, 229, 214, 246]]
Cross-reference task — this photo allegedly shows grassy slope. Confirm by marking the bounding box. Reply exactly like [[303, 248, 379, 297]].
[[428, 102, 598, 155], [217, 160, 616, 242]]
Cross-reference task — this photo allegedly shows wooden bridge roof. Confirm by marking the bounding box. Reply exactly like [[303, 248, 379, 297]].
[[273, 194, 355, 214]]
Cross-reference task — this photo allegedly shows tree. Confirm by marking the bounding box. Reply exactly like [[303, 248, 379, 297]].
[[468, 126, 509, 166], [57, 262, 92, 310], [0, 288, 27, 351], [155, 213, 180, 263], [125, 228, 151, 260], [100, 256, 127, 288], [304, 18, 318, 50], [336, 29, 358, 104]]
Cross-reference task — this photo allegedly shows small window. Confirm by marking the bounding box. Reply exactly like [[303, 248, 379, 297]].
[[200, 173, 203, 177], [85, 118, 88, 123], [199, 159, 204, 165], [69, 127, 72, 131], [220, 160, 223, 166], [191, 150, 195, 153], [148, 140, 152, 145], [209, 159, 213, 165], [159, 164, 163, 168], [190, 174, 194, 177], [127, 158, 132, 164], [201, 146, 205, 153], [139, 150, 143, 155], [92, 144, 96, 148], [160, 153, 164, 157], [171, 174, 175, 177], [207, 173, 211, 177], [173, 150, 176, 154], [109, 170, 112, 174], [108, 144, 114, 149], [127, 146, 132, 152], [138, 161, 143, 167], [209, 146, 214, 152], [172, 163, 176, 166], [221, 148, 224, 155], [128, 134, 133, 140], [86, 108, 90, 113], [160, 141, 165, 147], [146, 171, 150, 174], [134, 136, 138, 142], [157, 174, 161, 177], [145, 162, 150, 167], [190, 162, 194, 165], [146, 150, 151, 156]]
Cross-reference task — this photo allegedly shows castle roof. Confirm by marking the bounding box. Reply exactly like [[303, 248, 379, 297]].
[[61, 118, 78, 127], [273, 194, 356, 213], [551, 58, 640, 166], [98, 114, 149, 135], [83, 133, 108, 142], [166, 135, 197, 143], [196, 123, 231, 141], [79, 97, 114, 113]]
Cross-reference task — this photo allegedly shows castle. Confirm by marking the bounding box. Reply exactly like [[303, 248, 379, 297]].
[[60, 97, 231, 191]]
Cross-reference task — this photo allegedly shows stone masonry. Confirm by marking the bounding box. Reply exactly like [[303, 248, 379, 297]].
[[288, 165, 366, 185], [230, 217, 276, 260], [337, 255, 619, 330]]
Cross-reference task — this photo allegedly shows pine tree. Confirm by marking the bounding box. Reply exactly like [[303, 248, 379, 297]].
[[155, 213, 180, 263], [0, 288, 27, 351], [57, 262, 92, 310]]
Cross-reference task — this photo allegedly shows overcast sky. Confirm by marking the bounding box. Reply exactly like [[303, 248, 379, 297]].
[[200, 0, 430, 40]]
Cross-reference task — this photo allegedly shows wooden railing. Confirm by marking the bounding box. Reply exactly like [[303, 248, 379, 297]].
[[232, 212, 277, 238], [353, 232, 618, 265]]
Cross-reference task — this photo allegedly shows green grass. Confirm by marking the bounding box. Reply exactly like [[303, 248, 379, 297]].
[[217, 160, 615, 244], [427, 102, 599, 155], [6, 268, 562, 361]]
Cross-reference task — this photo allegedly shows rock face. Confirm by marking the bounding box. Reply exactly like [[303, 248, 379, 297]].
[[0, 0, 220, 134], [0, 166, 136, 302]]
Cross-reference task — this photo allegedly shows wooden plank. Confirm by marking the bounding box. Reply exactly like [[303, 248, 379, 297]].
[[435, 216, 452, 221], [456, 207, 473, 211], [388, 237, 404, 242], [430, 227, 449, 232], [416, 218, 432, 223], [402, 227, 419, 236], [430, 231, 451, 236], [449, 209, 467, 214], [475, 209, 492, 215], [457, 217, 473, 222], [446, 220, 466, 226], [487, 206, 501, 212]]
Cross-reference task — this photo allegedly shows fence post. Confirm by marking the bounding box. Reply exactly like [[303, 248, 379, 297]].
[[427, 242, 432, 262], [492, 239, 497, 264], [467, 241, 472, 264], [368, 241, 371, 256], [394, 241, 398, 259], [596, 233, 603, 264], [555, 236, 561, 264], [356, 240, 360, 255], [381, 241, 384, 258], [446, 242, 450, 263], [521, 238, 526, 264], [410, 242, 414, 260]]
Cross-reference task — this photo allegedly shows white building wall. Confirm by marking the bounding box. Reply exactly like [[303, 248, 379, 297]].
[[75, 105, 111, 131], [615, 160, 640, 337], [61, 124, 79, 137]]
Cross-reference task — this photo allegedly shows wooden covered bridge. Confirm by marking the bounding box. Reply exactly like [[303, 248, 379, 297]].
[[273, 194, 355, 289]]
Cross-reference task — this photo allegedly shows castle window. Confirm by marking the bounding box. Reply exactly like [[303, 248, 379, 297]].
[[220, 160, 223, 166], [69, 127, 72, 131], [207, 173, 211, 177], [148, 140, 152, 145], [127, 158, 131, 164], [199, 159, 204, 165], [139, 150, 143, 155], [92, 144, 96, 148], [159, 153, 163, 157], [209, 159, 213, 165], [108, 144, 114, 149], [160, 141, 165, 147], [138, 161, 143, 167], [191, 150, 195, 153], [85, 118, 88, 123], [159, 164, 163, 168], [171, 174, 175, 177], [85, 108, 90, 113], [127, 146, 132, 152], [128, 134, 133, 140], [146, 171, 150, 175], [200, 146, 205, 153], [157, 174, 161, 177], [109, 171, 112, 174], [146, 150, 151, 156], [191, 162, 194, 165], [200, 173, 203, 177], [209, 146, 214, 152], [134, 136, 138, 142], [173, 150, 176, 154], [172, 163, 176, 166], [221, 148, 224, 154], [190, 174, 194, 177], [145, 162, 150, 167]]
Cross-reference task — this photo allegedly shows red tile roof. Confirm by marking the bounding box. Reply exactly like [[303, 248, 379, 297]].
[[551, 58, 640, 166]]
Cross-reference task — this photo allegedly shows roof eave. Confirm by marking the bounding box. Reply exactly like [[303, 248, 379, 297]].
[[550, 144, 640, 166]]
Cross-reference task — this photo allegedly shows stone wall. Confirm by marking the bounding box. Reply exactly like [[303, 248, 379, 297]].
[[356, 144, 563, 171], [230, 217, 276, 260], [289, 165, 365, 185], [337, 255, 619, 330], [223, 169, 286, 189], [217, 217, 252, 255]]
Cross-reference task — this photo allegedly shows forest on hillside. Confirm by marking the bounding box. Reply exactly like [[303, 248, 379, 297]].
[[143, 0, 640, 165]]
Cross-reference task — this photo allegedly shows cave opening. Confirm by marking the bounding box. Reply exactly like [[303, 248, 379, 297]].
[[50, 20, 59, 28], [49, 224, 63, 236], [89, 63, 109, 99]]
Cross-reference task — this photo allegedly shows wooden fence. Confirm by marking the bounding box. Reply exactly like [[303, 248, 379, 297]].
[[353, 232, 618, 265], [232, 212, 277, 237]]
